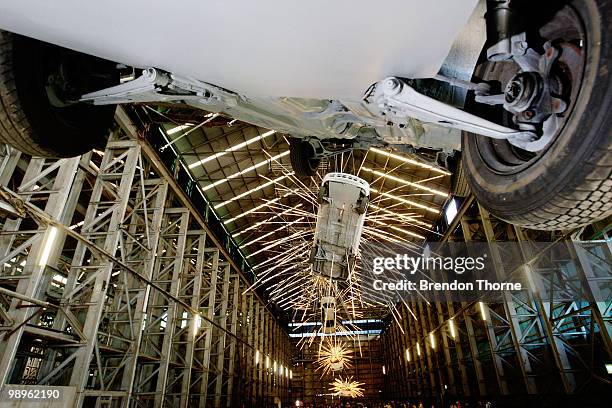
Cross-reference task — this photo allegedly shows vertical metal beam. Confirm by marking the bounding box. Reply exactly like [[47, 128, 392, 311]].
[[66, 140, 141, 405], [132, 207, 188, 407], [458, 217, 492, 396], [225, 274, 240, 407], [256, 302, 264, 404], [0, 131, 292, 408], [514, 227, 577, 393], [247, 293, 255, 405], [178, 229, 208, 408], [0, 144, 21, 187], [0, 157, 80, 386], [478, 205, 536, 395], [120, 178, 168, 402], [196, 248, 220, 407], [212, 264, 230, 408]]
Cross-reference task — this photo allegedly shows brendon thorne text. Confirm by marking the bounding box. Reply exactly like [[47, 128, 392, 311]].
[[372, 279, 522, 292]]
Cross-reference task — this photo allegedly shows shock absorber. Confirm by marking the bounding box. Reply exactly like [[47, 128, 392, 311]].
[[485, 0, 525, 61]]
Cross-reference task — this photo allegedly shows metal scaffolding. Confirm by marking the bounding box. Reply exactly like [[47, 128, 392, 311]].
[[0, 127, 292, 407], [0, 116, 608, 407], [381, 197, 611, 405]]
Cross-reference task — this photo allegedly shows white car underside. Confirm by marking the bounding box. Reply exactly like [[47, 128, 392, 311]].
[[1, 0, 540, 153]]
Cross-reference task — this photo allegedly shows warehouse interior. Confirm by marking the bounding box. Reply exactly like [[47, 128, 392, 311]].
[[0, 103, 609, 408]]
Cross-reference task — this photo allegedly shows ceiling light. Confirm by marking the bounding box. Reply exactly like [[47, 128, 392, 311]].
[[241, 217, 305, 248], [166, 124, 193, 135], [52, 274, 67, 285], [193, 314, 202, 335], [161, 113, 219, 151], [246, 229, 303, 259], [188, 130, 276, 169], [368, 218, 425, 240], [448, 318, 457, 339], [370, 188, 439, 214], [202, 151, 289, 192], [316, 341, 352, 376], [364, 228, 404, 244], [369, 147, 451, 175], [368, 204, 432, 227], [361, 166, 448, 197], [214, 173, 292, 209], [233, 204, 303, 237], [37, 226, 58, 267], [69, 220, 84, 230], [329, 377, 365, 398], [223, 190, 296, 225], [479, 302, 488, 321]]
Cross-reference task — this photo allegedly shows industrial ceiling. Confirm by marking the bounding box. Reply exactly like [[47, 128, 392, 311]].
[[128, 105, 452, 321]]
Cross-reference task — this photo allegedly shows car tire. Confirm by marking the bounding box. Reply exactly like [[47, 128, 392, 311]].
[[462, 0, 611, 230], [451, 156, 471, 197], [0, 30, 118, 157], [289, 137, 320, 177]]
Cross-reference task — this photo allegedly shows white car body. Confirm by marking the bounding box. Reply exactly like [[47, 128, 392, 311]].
[[311, 173, 369, 281], [320, 296, 337, 334], [0, 0, 486, 152]]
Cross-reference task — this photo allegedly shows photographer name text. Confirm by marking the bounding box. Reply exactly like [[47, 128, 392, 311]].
[[373, 279, 522, 292]]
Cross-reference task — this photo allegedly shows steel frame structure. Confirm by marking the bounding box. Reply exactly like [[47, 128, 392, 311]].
[[134, 104, 450, 282], [381, 198, 611, 405], [0, 128, 292, 407]]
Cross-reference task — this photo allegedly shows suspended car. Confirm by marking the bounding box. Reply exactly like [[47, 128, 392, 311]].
[[310, 173, 369, 281], [0, 0, 610, 229]]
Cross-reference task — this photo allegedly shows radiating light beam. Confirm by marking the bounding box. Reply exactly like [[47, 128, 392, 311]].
[[203, 151, 289, 192], [240, 217, 305, 249], [370, 187, 439, 214], [214, 173, 292, 209], [189, 130, 276, 169], [223, 190, 295, 225], [368, 204, 432, 228], [233, 204, 303, 237], [368, 218, 425, 240], [369, 147, 451, 175], [361, 166, 448, 197]]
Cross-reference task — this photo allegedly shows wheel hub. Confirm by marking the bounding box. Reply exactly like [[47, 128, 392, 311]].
[[45, 62, 81, 107], [471, 4, 587, 173], [503, 71, 543, 115], [505, 43, 570, 124]]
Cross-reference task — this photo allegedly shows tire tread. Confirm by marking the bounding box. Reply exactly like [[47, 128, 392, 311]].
[[0, 30, 50, 156]]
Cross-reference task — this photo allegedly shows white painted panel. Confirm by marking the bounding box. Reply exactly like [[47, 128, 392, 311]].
[[0, 0, 478, 98]]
